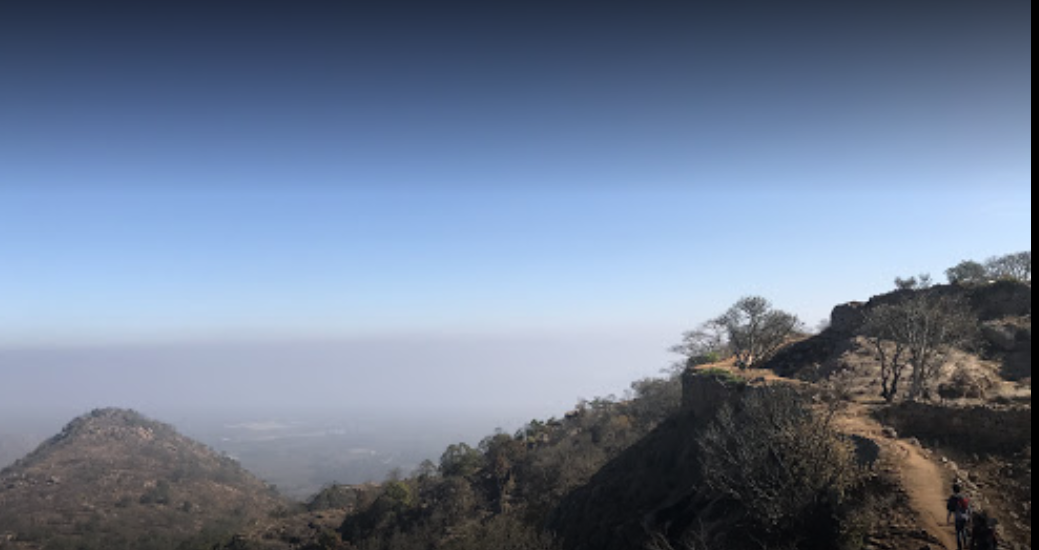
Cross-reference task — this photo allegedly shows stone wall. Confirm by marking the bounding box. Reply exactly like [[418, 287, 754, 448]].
[[874, 402, 1031, 453]]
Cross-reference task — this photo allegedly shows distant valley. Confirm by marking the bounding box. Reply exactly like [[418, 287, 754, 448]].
[[182, 412, 504, 499], [1, 410, 522, 500]]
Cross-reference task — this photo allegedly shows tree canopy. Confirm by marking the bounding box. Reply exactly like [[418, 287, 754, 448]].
[[945, 250, 1031, 285], [673, 296, 802, 370], [716, 296, 803, 369]]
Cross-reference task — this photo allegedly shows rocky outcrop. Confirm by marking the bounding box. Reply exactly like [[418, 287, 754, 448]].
[[758, 330, 852, 379], [680, 368, 745, 418], [830, 301, 867, 335]]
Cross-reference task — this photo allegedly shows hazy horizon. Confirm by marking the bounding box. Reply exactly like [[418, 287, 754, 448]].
[[0, 329, 678, 422], [0, 0, 1031, 492]]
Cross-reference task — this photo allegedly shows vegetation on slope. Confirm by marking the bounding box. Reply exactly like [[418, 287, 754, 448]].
[[0, 408, 284, 550], [3, 251, 1031, 550]]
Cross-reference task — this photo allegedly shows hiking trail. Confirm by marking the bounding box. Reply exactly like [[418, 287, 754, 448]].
[[836, 404, 957, 550]]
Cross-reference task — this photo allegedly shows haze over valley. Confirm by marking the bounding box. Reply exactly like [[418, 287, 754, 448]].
[[0, 1, 1031, 548]]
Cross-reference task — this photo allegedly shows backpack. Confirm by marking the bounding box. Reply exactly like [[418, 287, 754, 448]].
[[947, 495, 970, 519]]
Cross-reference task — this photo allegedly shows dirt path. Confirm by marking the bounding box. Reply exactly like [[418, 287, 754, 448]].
[[835, 404, 957, 549], [895, 439, 957, 549], [699, 364, 967, 548]]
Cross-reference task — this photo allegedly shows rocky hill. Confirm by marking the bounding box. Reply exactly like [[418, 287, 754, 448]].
[[305, 279, 1031, 550], [0, 408, 285, 550], [764, 280, 1032, 384]]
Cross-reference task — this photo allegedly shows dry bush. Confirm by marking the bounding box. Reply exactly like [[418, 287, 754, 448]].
[[697, 386, 865, 547], [939, 361, 998, 401]]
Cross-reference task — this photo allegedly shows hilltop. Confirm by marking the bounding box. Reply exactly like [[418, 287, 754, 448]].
[[764, 279, 1032, 387], [546, 280, 1030, 550], [0, 408, 285, 550]]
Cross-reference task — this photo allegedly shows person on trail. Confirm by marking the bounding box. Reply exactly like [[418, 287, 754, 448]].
[[947, 483, 972, 550], [970, 512, 999, 550]]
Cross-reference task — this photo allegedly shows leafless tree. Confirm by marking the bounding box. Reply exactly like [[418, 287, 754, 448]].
[[670, 318, 729, 367], [861, 292, 977, 400], [861, 304, 911, 402], [902, 294, 977, 399]]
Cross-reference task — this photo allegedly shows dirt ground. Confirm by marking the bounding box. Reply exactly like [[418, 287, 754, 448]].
[[835, 404, 957, 549]]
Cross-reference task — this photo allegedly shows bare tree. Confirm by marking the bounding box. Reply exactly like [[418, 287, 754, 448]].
[[714, 296, 801, 369], [861, 304, 911, 402], [670, 318, 729, 367], [861, 292, 977, 400], [903, 294, 977, 399]]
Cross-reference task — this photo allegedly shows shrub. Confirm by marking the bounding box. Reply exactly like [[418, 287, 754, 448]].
[[697, 386, 864, 548]]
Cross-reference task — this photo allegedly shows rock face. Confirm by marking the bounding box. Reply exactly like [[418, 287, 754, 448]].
[[830, 301, 867, 335], [0, 408, 283, 550]]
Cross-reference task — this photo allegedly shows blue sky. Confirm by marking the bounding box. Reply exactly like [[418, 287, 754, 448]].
[[0, 1, 1031, 419], [0, 185, 1032, 347]]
